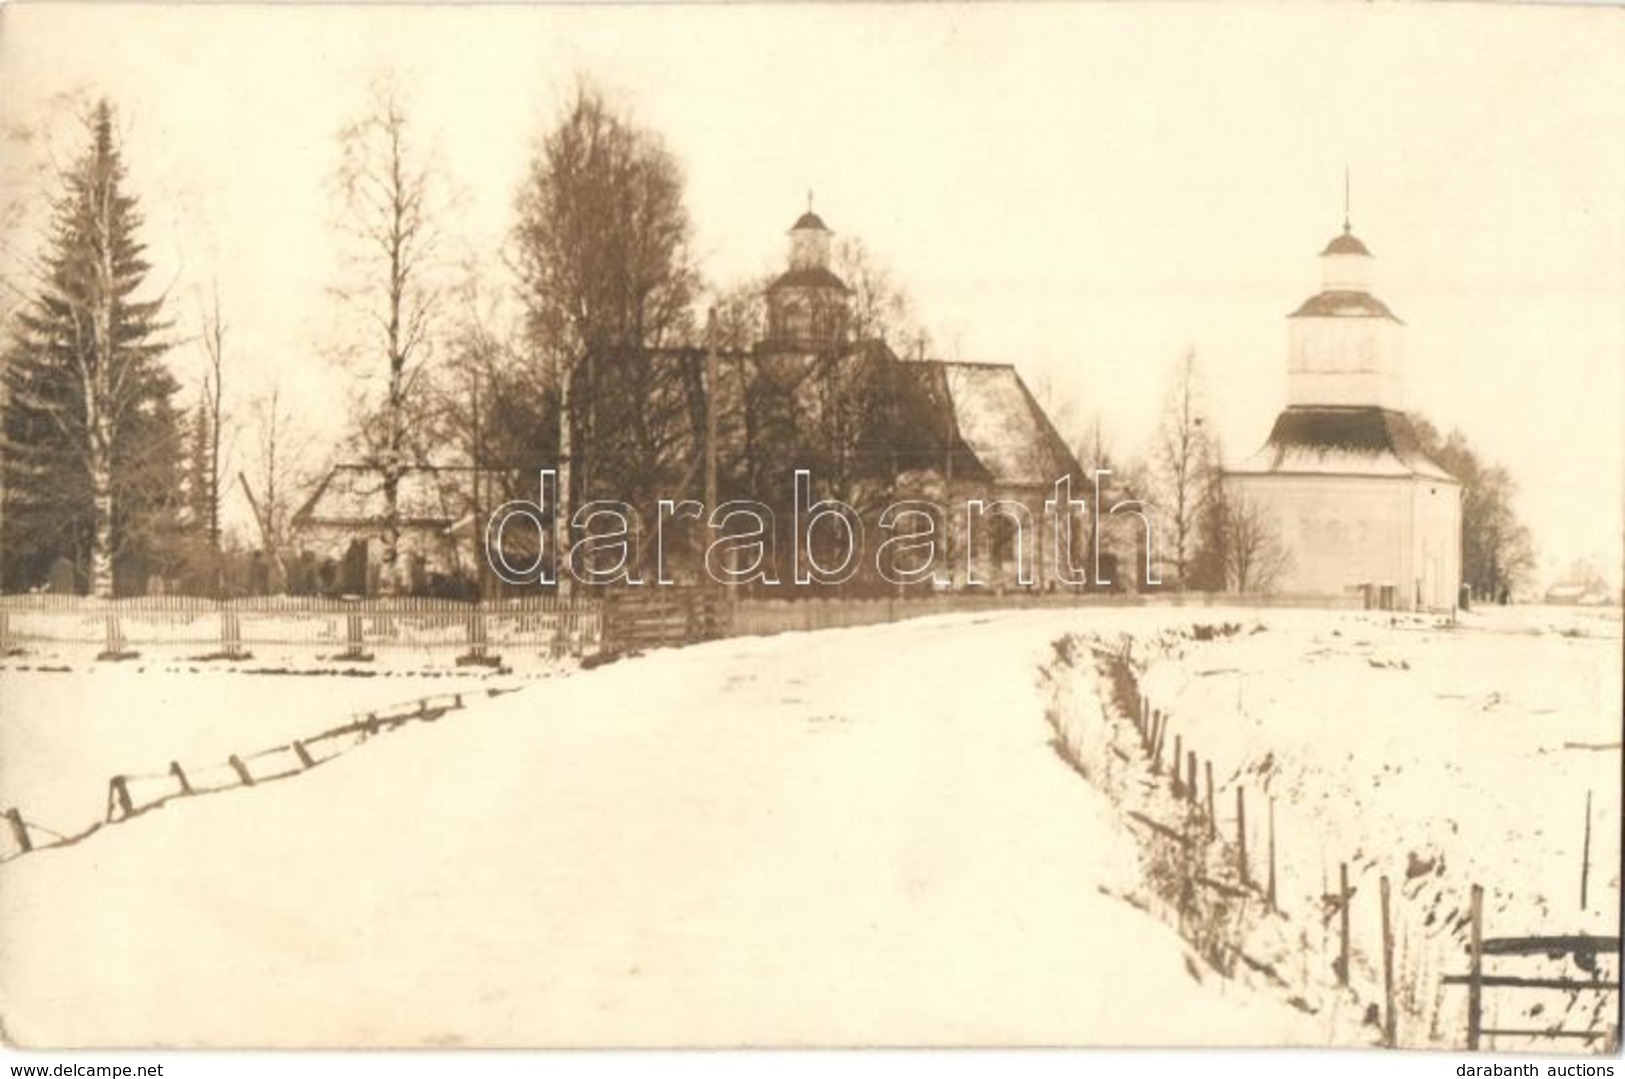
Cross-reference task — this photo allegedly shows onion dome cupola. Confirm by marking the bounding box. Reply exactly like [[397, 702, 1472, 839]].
[[765, 196, 851, 352]]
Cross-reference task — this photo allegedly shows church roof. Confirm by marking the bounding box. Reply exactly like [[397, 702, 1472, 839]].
[[1230, 407, 1457, 481], [767, 265, 850, 292], [1289, 290, 1402, 321], [1321, 230, 1372, 256], [792, 211, 829, 231], [922, 361, 1083, 487]]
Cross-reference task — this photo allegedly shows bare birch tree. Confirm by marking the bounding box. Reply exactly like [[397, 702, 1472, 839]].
[[333, 80, 447, 595], [1150, 346, 1218, 587]]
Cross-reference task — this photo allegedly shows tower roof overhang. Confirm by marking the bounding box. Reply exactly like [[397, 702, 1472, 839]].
[[1229, 406, 1456, 481]]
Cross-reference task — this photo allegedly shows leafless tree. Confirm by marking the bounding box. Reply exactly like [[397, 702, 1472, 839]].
[[195, 286, 227, 551], [1213, 488, 1293, 594], [512, 81, 700, 588], [1150, 346, 1218, 587], [243, 380, 321, 591], [833, 236, 922, 351], [332, 79, 449, 595]]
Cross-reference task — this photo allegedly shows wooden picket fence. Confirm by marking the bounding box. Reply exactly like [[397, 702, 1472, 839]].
[[0, 596, 602, 663]]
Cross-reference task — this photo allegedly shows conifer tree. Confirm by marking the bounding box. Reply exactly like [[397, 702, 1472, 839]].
[[1, 100, 180, 596]]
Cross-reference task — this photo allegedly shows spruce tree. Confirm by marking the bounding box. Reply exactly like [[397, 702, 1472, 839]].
[[1, 99, 180, 596]]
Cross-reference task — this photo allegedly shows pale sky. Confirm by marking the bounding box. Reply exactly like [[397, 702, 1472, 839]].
[[1, 1, 1622, 584]]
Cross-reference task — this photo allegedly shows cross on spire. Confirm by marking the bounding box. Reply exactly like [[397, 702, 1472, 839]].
[[807, 189, 814, 215]]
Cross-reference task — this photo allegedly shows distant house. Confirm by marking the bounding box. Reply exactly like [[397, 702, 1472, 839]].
[[1542, 583, 1615, 607], [1226, 219, 1462, 610], [290, 464, 495, 596]]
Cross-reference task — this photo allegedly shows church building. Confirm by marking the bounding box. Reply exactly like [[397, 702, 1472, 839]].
[[1226, 215, 1462, 610]]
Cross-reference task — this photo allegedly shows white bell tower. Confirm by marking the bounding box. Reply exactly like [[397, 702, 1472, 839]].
[[1285, 204, 1406, 411]]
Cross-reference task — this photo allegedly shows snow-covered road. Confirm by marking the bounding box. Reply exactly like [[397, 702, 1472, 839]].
[[0, 610, 1314, 1047]]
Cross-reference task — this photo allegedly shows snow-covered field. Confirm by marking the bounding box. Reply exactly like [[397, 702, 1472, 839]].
[[0, 604, 1617, 1048], [1043, 603, 1623, 1050], [0, 665, 542, 842], [0, 610, 1323, 1048]]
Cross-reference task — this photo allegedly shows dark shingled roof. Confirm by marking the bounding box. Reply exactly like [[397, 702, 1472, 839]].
[[767, 265, 850, 293], [1321, 230, 1372, 257], [1231, 406, 1456, 481], [1289, 290, 1402, 321], [792, 211, 829, 231]]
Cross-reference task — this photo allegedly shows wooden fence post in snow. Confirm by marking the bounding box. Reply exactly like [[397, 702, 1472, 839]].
[[1582, 789, 1593, 912], [1235, 785, 1249, 887], [1186, 751, 1197, 807], [293, 740, 316, 769], [221, 610, 243, 659], [342, 612, 366, 660], [169, 760, 192, 795], [1467, 884, 1484, 1051], [1267, 796, 1278, 912], [1339, 862, 1352, 987], [1172, 734, 1182, 794], [1381, 875, 1397, 1047], [228, 754, 254, 786], [4, 807, 30, 853], [107, 775, 135, 821], [1205, 761, 1215, 837]]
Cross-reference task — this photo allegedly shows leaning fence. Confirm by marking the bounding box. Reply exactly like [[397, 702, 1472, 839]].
[[1, 690, 473, 863]]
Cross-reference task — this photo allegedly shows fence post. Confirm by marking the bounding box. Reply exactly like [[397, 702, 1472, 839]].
[[1186, 750, 1197, 807], [1267, 796, 1278, 912], [1467, 884, 1484, 1051], [107, 775, 135, 821], [1381, 875, 1397, 1047], [1581, 789, 1593, 912], [4, 807, 30, 853], [1235, 785, 1249, 887], [1339, 862, 1351, 987], [99, 613, 132, 660], [1172, 734, 1182, 794], [169, 760, 192, 795], [228, 755, 255, 786], [1205, 760, 1215, 837], [459, 610, 498, 667], [0, 611, 11, 655], [221, 610, 242, 659], [292, 740, 316, 769]]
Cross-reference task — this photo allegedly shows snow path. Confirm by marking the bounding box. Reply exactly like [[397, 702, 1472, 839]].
[[0, 611, 1315, 1047]]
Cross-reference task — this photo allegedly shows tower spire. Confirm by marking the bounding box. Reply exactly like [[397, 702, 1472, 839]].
[[1343, 167, 1351, 234], [807, 188, 814, 215]]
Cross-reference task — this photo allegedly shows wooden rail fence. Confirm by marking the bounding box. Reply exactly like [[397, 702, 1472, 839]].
[[1, 691, 471, 864]]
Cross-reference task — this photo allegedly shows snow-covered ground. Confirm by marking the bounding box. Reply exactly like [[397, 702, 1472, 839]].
[[0, 665, 542, 842], [1045, 603, 1623, 1050], [0, 604, 1616, 1048], [0, 610, 1323, 1048]]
